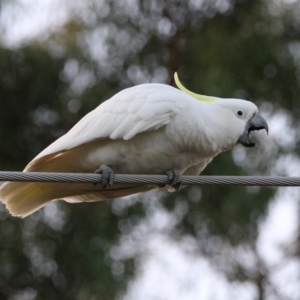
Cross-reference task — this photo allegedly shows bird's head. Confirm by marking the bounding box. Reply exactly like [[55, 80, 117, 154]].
[[174, 73, 268, 149], [214, 98, 268, 148]]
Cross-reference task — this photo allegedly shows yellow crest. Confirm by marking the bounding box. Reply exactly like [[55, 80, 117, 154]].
[[174, 72, 216, 103]]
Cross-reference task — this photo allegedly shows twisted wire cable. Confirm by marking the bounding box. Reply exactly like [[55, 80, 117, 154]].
[[0, 171, 299, 186]]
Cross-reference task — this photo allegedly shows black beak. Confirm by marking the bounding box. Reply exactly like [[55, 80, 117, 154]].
[[238, 115, 269, 147]]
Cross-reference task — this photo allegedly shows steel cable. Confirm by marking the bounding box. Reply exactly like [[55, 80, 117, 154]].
[[0, 171, 299, 186]]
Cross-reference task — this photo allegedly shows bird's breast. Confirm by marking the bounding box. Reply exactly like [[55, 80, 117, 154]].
[[78, 129, 209, 175]]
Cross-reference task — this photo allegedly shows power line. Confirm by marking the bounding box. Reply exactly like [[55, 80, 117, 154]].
[[0, 171, 299, 186]]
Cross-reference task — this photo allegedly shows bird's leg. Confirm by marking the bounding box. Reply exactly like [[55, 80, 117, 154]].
[[164, 169, 181, 191], [94, 165, 115, 189]]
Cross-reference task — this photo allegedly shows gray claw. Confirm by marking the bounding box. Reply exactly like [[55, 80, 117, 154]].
[[164, 169, 181, 191], [94, 165, 115, 189]]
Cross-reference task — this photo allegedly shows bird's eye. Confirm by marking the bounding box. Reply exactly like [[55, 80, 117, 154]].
[[237, 110, 243, 116]]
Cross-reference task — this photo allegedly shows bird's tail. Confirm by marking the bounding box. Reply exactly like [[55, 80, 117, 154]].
[[0, 181, 56, 217], [0, 179, 155, 217], [0, 179, 92, 217], [0, 151, 83, 217]]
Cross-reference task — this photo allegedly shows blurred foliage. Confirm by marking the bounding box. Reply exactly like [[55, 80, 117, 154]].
[[0, 47, 66, 169], [0, 0, 299, 299]]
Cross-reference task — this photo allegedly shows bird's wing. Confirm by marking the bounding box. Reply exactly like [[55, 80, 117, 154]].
[[33, 84, 187, 161]]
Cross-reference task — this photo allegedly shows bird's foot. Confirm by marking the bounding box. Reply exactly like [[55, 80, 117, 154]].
[[94, 165, 115, 189], [164, 169, 181, 191]]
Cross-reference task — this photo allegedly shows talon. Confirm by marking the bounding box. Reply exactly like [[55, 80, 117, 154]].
[[94, 165, 115, 189], [172, 180, 181, 191], [164, 169, 181, 190]]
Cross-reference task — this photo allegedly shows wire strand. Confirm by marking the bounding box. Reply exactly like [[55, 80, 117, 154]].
[[0, 171, 299, 186]]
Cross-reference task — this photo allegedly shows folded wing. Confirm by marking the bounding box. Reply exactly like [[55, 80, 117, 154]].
[[31, 84, 186, 164]]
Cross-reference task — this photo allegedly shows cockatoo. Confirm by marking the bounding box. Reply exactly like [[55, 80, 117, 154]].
[[0, 73, 268, 217]]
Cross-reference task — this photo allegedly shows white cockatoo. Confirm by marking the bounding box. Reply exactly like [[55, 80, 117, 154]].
[[0, 73, 268, 217]]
